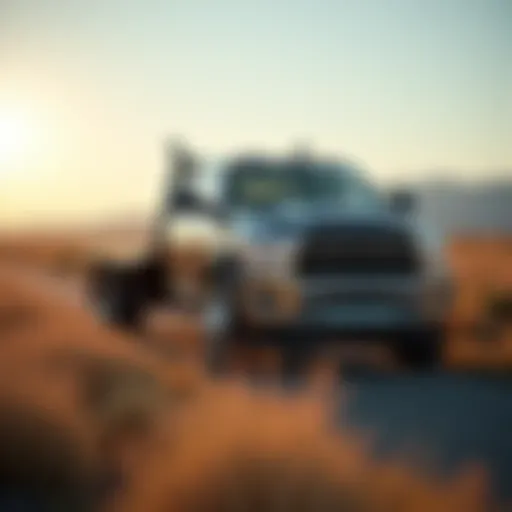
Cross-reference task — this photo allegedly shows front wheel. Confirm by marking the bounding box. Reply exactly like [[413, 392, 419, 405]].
[[393, 328, 444, 370], [202, 283, 250, 376], [202, 290, 236, 375]]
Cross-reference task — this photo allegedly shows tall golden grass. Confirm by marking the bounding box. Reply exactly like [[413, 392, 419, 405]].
[[444, 237, 512, 368], [0, 254, 509, 510], [108, 383, 496, 512]]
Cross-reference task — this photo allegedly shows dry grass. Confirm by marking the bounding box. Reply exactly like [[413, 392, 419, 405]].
[[0, 232, 91, 276], [447, 237, 512, 323], [444, 237, 512, 369], [107, 385, 497, 512], [0, 248, 510, 510], [0, 266, 209, 508]]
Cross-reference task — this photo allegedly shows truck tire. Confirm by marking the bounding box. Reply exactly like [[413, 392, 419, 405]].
[[202, 259, 246, 376], [281, 344, 314, 382], [202, 289, 236, 375], [87, 262, 148, 332], [393, 327, 444, 370]]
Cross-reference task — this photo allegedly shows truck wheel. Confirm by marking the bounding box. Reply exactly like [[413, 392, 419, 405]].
[[202, 289, 236, 375], [282, 345, 313, 382], [87, 263, 147, 332], [393, 328, 444, 370], [202, 259, 247, 376]]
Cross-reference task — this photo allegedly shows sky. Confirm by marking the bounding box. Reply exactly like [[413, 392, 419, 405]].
[[1, 0, 511, 227]]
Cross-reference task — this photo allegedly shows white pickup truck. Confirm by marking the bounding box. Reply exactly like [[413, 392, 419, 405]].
[[87, 146, 454, 374]]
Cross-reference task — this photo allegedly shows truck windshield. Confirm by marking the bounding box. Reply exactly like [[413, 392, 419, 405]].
[[223, 160, 382, 211]]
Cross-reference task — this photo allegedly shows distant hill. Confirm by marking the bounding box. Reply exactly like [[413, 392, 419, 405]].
[[410, 177, 512, 236]]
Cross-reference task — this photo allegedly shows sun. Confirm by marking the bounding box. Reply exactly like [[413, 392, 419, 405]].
[[0, 108, 33, 169]]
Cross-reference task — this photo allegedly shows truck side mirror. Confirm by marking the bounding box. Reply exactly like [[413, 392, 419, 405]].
[[389, 189, 417, 215], [171, 189, 203, 212]]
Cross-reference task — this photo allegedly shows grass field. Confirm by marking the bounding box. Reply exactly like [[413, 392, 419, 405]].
[[0, 266, 503, 512], [0, 232, 510, 510], [444, 237, 512, 369]]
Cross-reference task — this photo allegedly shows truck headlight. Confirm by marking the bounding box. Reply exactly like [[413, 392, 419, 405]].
[[246, 242, 297, 277]]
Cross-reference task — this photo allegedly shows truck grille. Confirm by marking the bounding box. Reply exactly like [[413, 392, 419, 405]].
[[296, 224, 419, 277]]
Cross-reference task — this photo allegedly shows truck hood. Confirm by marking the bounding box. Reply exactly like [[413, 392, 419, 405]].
[[229, 201, 418, 243], [230, 200, 446, 267]]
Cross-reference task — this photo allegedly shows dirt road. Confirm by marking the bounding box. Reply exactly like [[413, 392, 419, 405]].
[[342, 370, 512, 505]]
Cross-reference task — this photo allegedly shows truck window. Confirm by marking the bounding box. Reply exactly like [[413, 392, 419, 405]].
[[223, 159, 383, 211]]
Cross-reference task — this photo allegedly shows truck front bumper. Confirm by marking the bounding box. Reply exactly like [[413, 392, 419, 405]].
[[239, 274, 450, 348], [242, 320, 445, 347], [239, 302, 447, 349]]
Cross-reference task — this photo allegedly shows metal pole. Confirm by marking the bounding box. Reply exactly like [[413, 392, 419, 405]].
[[150, 136, 196, 251], [148, 137, 175, 251]]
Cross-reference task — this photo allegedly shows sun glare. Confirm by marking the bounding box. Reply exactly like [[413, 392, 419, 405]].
[[0, 109, 33, 170]]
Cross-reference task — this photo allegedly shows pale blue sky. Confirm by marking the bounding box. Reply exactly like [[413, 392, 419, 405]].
[[1, 0, 511, 225]]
